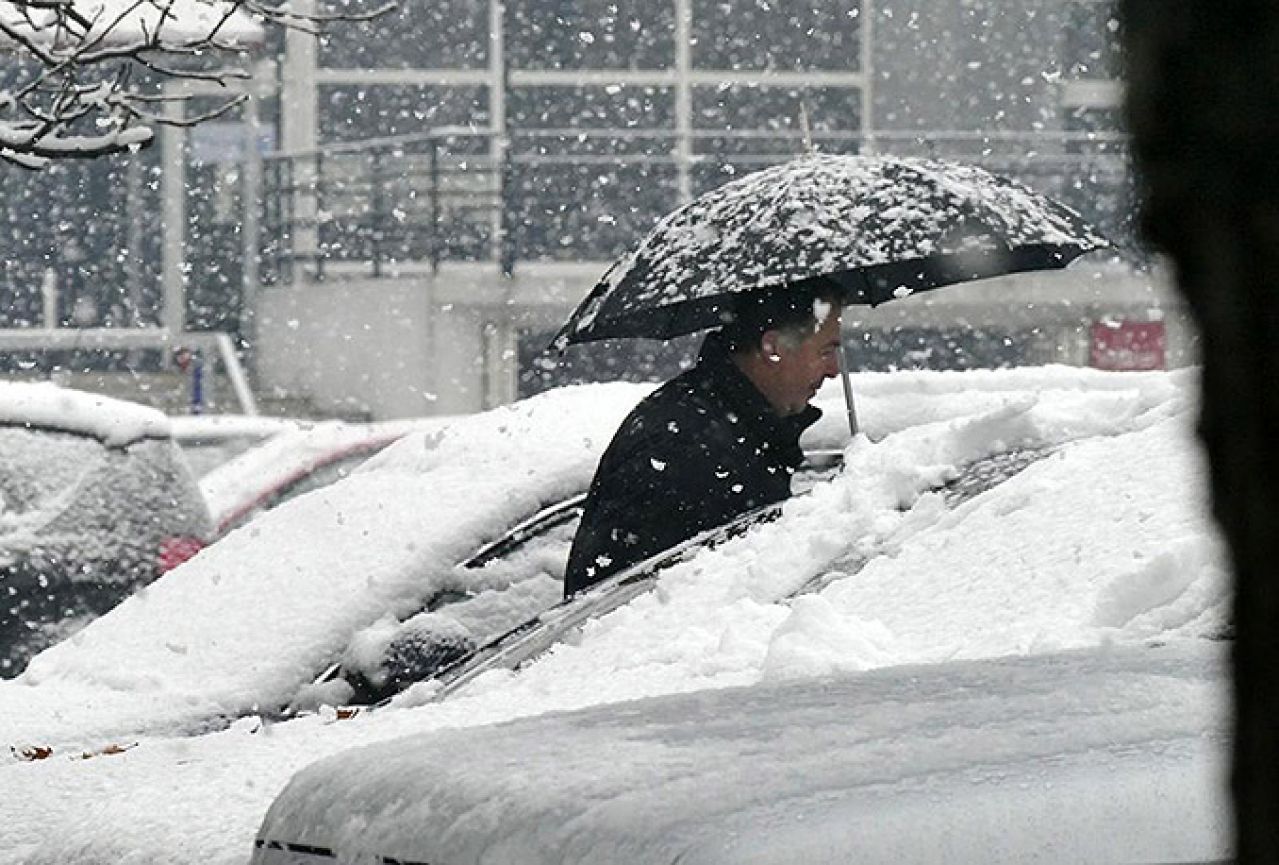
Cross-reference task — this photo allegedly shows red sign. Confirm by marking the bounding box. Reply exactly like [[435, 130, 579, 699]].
[[1090, 320, 1167, 371]]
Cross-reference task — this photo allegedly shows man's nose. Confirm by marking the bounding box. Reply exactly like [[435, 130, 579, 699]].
[[823, 354, 840, 378]]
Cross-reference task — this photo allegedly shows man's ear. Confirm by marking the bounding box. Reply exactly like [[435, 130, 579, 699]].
[[760, 330, 782, 362]]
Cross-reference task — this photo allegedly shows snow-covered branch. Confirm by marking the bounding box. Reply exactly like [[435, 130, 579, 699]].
[[0, 0, 392, 167]]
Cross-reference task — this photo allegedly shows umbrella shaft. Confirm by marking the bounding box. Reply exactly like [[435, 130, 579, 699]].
[[837, 342, 859, 437]]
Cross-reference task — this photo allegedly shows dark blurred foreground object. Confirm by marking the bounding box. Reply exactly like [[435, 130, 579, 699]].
[[1124, 1, 1279, 859], [0, 382, 213, 677]]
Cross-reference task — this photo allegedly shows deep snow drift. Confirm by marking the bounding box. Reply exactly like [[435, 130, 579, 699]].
[[0, 366, 1229, 865]]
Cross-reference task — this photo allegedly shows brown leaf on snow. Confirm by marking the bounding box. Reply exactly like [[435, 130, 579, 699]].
[[11, 745, 54, 762], [76, 743, 138, 760]]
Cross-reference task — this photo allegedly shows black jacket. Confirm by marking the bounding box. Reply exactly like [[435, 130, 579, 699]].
[[564, 333, 820, 597]]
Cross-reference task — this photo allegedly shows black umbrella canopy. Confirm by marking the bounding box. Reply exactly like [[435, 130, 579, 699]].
[[552, 154, 1110, 350]]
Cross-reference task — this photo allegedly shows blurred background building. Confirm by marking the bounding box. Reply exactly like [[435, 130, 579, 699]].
[[0, 0, 1184, 419]]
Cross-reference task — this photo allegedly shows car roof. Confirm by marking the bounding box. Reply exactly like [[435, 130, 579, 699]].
[[0, 381, 172, 447], [252, 641, 1229, 865]]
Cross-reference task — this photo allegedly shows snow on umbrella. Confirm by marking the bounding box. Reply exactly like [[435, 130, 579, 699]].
[[551, 154, 1110, 349]]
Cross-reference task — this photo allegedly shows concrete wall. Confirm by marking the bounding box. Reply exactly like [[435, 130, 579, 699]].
[[256, 276, 437, 419], [255, 262, 600, 418]]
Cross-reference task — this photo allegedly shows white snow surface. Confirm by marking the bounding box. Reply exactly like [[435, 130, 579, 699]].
[[169, 414, 301, 444], [259, 643, 1229, 865], [0, 366, 1231, 865], [198, 417, 452, 531], [0, 380, 171, 446]]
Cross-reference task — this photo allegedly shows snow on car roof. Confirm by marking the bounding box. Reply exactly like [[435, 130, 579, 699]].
[[0, 380, 171, 447], [168, 414, 302, 444]]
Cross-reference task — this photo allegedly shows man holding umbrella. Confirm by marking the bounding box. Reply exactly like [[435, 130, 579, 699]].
[[555, 154, 1108, 599], [564, 280, 843, 597]]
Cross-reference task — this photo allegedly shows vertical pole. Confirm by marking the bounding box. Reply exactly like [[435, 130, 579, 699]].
[[124, 153, 145, 325], [161, 85, 187, 343], [314, 149, 325, 280], [674, 0, 693, 203], [242, 60, 267, 374], [430, 140, 441, 273], [860, 0, 875, 155], [370, 147, 384, 278], [191, 349, 205, 415], [490, 0, 508, 268], [282, 0, 319, 275], [41, 268, 58, 329]]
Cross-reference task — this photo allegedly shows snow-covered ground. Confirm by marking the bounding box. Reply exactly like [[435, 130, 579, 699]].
[[0, 366, 1230, 864]]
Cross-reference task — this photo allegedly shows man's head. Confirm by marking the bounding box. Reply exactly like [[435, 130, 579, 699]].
[[723, 281, 845, 416]]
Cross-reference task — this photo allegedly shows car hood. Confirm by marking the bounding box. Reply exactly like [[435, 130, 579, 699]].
[[253, 640, 1230, 865]]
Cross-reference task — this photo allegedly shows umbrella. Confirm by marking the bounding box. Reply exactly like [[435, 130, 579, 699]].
[[551, 154, 1110, 431]]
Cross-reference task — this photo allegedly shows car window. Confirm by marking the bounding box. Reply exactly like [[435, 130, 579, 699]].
[[0, 427, 111, 537], [277, 450, 383, 503], [300, 495, 585, 710], [217, 447, 390, 536], [177, 438, 266, 479], [462, 494, 586, 569], [0, 427, 107, 525]]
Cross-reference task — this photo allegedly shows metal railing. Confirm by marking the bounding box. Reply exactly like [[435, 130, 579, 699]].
[[260, 127, 1133, 283]]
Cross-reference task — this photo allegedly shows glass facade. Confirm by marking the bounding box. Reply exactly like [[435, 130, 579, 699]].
[[317, 0, 490, 68], [506, 0, 675, 69], [690, 0, 862, 71]]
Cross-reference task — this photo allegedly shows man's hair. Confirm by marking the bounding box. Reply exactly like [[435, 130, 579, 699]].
[[719, 276, 844, 353]]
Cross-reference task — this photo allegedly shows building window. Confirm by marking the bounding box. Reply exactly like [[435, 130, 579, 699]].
[[691, 0, 862, 71], [506, 0, 675, 70], [317, 0, 490, 69]]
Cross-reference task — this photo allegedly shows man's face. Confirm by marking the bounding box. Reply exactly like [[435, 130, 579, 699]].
[[765, 305, 843, 415]]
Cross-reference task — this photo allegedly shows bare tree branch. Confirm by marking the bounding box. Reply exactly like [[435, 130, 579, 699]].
[[0, 0, 393, 168]]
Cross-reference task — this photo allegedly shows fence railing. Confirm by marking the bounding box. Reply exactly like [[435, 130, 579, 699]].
[[260, 127, 1132, 284]]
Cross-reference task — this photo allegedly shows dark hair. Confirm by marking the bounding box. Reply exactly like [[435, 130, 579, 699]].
[[719, 276, 844, 353]]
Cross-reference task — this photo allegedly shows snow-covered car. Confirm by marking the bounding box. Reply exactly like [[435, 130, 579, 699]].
[[0, 381, 213, 677], [250, 641, 1230, 865], [0, 367, 1230, 864], [199, 418, 450, 536], [242, 368, 1232, 865], [0, 383, 658, 742]]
